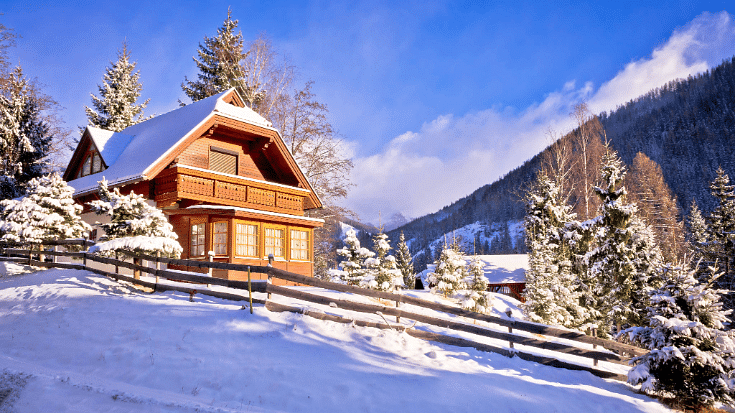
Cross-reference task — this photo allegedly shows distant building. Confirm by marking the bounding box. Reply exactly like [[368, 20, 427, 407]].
[[420, 254, 527, 301], [64, 89, 323, 282]]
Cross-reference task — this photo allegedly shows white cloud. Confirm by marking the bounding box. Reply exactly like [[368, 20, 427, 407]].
[[344, 11, 735, 224]]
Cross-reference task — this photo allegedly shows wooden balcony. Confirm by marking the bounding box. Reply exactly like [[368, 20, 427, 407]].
[[154, 166, 306, 215]]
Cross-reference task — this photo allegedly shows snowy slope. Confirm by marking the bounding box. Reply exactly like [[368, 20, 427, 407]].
[[0, 264, 672, 412], [410, 220, 525, 261]]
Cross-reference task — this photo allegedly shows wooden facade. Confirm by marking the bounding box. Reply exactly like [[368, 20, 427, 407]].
[[64, 89, 322, 283]]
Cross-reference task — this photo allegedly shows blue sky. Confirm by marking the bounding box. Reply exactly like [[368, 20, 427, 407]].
[[2, 1, 734, 223]]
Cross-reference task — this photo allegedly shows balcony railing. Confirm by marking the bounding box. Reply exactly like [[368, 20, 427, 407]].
[[154, 166, 305, 215]]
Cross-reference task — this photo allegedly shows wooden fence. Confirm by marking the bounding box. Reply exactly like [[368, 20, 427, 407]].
[[0, 240, 644, 381]]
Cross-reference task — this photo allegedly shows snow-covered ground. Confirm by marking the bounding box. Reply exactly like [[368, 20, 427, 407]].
[[0, 262, 673, 412]]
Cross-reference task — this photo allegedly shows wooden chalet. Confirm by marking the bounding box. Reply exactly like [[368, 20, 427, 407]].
[[64, 89, 323, 282]]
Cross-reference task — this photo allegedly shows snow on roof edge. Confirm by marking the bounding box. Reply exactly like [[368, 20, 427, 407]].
[[186, 205, 325, 223]]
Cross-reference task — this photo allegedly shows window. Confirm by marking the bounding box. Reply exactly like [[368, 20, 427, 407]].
[[264, 226, 285, 258], [190, 223, 205, 257], [82, 155, 92, 176], [92, 152, 102, 173], [213, 221, 228, 255], [236, 222, 258, 257], [290, 229, 309, 261], [209, 147, 238, 175]]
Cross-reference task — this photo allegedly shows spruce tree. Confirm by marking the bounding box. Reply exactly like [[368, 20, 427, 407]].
[[462, 256, 492, 313], [0, 172, 90, 244], [181, 8, 251, 102], [587, 144, 638, 335], [522, 172, 584, 328], [395, 231, 415, 289], [625, 263, 735, 410], [688, 199, 709, 250], [365, 229, 403, 291], [335, 228, 373, 286], [706, 167, 735, 294], [627, 216, 664, 327], [0, 66, 52, 199], [88, 179, 181, 258], [427, 239, 467, 296], [85, 43, 151, 132]]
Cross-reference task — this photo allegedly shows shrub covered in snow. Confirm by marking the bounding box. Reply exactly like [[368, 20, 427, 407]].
[[624, 262, 735, 410], [0, 173, 90, 244], [88, 179, 181, 258]]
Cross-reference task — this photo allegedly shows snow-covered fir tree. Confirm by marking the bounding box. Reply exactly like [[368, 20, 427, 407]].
[[624, 262, 735, 410], [587, 144, 639, 335], [0, 172, 90, 244], [522, 172, 585, 328], [706, 167, 735, 292], [364, 230, 404, 291], [395, 231, 415, 289], [627, 216, 664, 327], [181, 8, 254, 103], [688, 199, 709, 253], [87, 179, 181, 258], [462, 256, 492, 313], [0, 66, 52, 199], [84, 43, 151, 133], [427, 239, 467, 296], [335, 228, 374, 286]]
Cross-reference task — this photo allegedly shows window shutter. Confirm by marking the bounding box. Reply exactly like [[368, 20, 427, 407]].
[[210, 150, 237, 175]]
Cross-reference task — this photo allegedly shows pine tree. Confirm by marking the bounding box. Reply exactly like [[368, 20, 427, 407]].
[[87, 179, 181, 258], [627, 216, 664, 327], [0, 172, 90, 244], [0, 66, 52, 199], [427, 239, 467, 296], [624, 263, 735, 410], [84, 43, 151, 132], [688, 199, 709, 249], [335, 228, 373, 286], [587, 144, 638, 335], [181, 8, 251, 103], [706, 167, 735, 293], [395, 231, 415, 289], [462, 256, 492, 313], [365, 229, 403, 291], [522, 172, 585, 328]]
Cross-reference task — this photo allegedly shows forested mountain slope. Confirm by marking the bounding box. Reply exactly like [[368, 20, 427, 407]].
[[390, 56, 735, 266]]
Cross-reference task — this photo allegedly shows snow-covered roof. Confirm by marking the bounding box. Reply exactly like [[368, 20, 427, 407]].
[[68, 89, 278, 197], [87, 127, 134, 167], [186, 205, 325, 224], [471, 254, 528, 284]]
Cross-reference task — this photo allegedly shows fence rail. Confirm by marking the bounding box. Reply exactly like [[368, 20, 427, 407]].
[[0, 241, 643, 381]]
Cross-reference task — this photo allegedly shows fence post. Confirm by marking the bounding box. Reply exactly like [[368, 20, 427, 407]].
[[508, 324, 514, 349], [247, 266, 253, 314], [592, 327, 598, 366], [133, 256, 141, 280], [82, 251, 87, 268], [396, 300, 400, 323], [267, 254, 274, 299], [155, 251, 160, 284], [27, 244, 33, 265], [115, 251, 119, 274]]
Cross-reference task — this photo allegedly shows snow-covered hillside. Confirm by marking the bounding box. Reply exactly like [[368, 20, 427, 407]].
[[0, 264, 673, 412], [409, 220, 525, 263]]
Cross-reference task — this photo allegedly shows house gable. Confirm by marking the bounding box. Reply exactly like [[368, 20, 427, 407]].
[[63, 131, 106, 181]]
